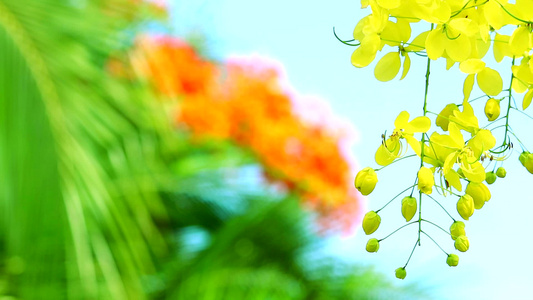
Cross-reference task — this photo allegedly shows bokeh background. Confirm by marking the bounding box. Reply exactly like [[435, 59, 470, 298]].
[[0, 0, 532, 299]]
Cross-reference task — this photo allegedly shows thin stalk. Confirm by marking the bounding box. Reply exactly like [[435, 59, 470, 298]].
[[421, 230, 448, 255], [378, 221, 418, 242], [376, 185, 416, 213]]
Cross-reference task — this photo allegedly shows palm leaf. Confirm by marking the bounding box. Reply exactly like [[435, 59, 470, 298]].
[[0, 0, 173, 298]]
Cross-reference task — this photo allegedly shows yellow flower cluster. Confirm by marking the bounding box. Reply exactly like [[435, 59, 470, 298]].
[[347, 0, 533, 278], [351, 0, 533, 108]]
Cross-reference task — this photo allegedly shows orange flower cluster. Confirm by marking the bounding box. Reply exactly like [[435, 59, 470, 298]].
[[135, 36, 362, 231]]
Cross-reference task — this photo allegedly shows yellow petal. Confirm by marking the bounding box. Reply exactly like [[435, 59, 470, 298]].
[[404, 134, 422, 157], [426, 28, 446, 60], [375, 139, 401, 166], [463, 74, 475, 101], [461, 161, 486, 183], [406, 116, 431, 133], [445, 169, 462, 192], [405, 30, 429, 52], [400, 53, 411, 80], [493, 34, 511, 63], [509, 26, 530, 56], [512, 76, 529, 93], [351, 34, 381, 68], [477, 67, 503, 96], [377, 0, 401, 10], [445, 33, 472, 62], [374, 52, 401, 82], [394, 111, 410, 129], [523, 89, 533, 110], [459, 59, 486, 74], [449, 18, 477, 36], [484, 0, 505, 30]]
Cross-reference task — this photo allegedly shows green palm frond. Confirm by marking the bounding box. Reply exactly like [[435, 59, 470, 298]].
[[0, 0, 173, 298]]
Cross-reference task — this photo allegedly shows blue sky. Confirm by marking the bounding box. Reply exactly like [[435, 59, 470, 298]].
[[171, 1, 533, 299]]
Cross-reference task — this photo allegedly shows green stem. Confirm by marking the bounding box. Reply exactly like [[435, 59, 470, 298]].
[[417, 25, 432, 246], [376, 185, 416, 213], [502, 57, 515, 148], [404, 238, 419, 268], [421, 230, 448, 255], [378, 221, 418, 242], [427, 194, 456, 222], [422, 219, 452, 236], [374, 154, 417, 171]]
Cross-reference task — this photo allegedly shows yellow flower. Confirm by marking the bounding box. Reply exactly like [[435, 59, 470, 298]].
[[401, 196, 417, 222], [465, 182, 491, 210], [395, 267, 406, 280], [431, 122, 495, 187], [450, 221, 465, 240], [362, 211, 381, 235], [375, 111, 431, 166], [417, 166, 434, 195], [457, 194, 474, 220], [436, 103, 459, 131], [354, 167, 378, 195], [366, 238, 380, 253], [446, 254, 459, 267], [484, 98, 500, 121], [454, 235, 470, 252]]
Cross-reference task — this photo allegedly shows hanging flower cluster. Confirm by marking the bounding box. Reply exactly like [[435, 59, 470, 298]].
[[131, 36, 362, 231], [342, 0, 533, 279]]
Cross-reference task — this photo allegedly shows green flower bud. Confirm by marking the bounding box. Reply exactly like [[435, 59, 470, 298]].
[[454, 235, 470, 252], [366, 238, 380, 253], [519, 152, 533, 174], [395, 267, 407, 280], [401, 196, 417, 222], [354, 167, 378, 195], [485, 171, 497, 184], [465, 182, 491, 210], [417, 166, 434, 195], [446, 254, 459, 267], [436, 103, 459, 131], [484, 98, 500, 121], [362, 211, 381, 235], [450, 221, 466, 240], [456, 168, 464, 178], [457, 194, 475, 220], [496, 167, 507, 178]]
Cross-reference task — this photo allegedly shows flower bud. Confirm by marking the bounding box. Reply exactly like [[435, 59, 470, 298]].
[[417, 166, 434, 195], [454, 235, 470, 252], [496, 167, 507, 178], [457, 168, 464, 178], [465, 182, 491, 210], [395, 267, 407, 280], [401, 196, 417, 222], [519, 151, 533, 174], [366, 238, 380, 253], [446, 254, 459, 267], [484, 98, 500, 121], [485, 171, 497, 184], [362, 211, 381, 235], [457, 194, 474, 220], [436, 103, 459, 131], [450, 221, 466, 240], [354, 167, 378, 195]]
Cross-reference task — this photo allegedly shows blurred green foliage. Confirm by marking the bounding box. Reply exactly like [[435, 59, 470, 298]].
[[0, 0, 427, 299]]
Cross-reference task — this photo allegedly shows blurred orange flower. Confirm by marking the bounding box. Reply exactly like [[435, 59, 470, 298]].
[[134, 36, 362, 232]]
